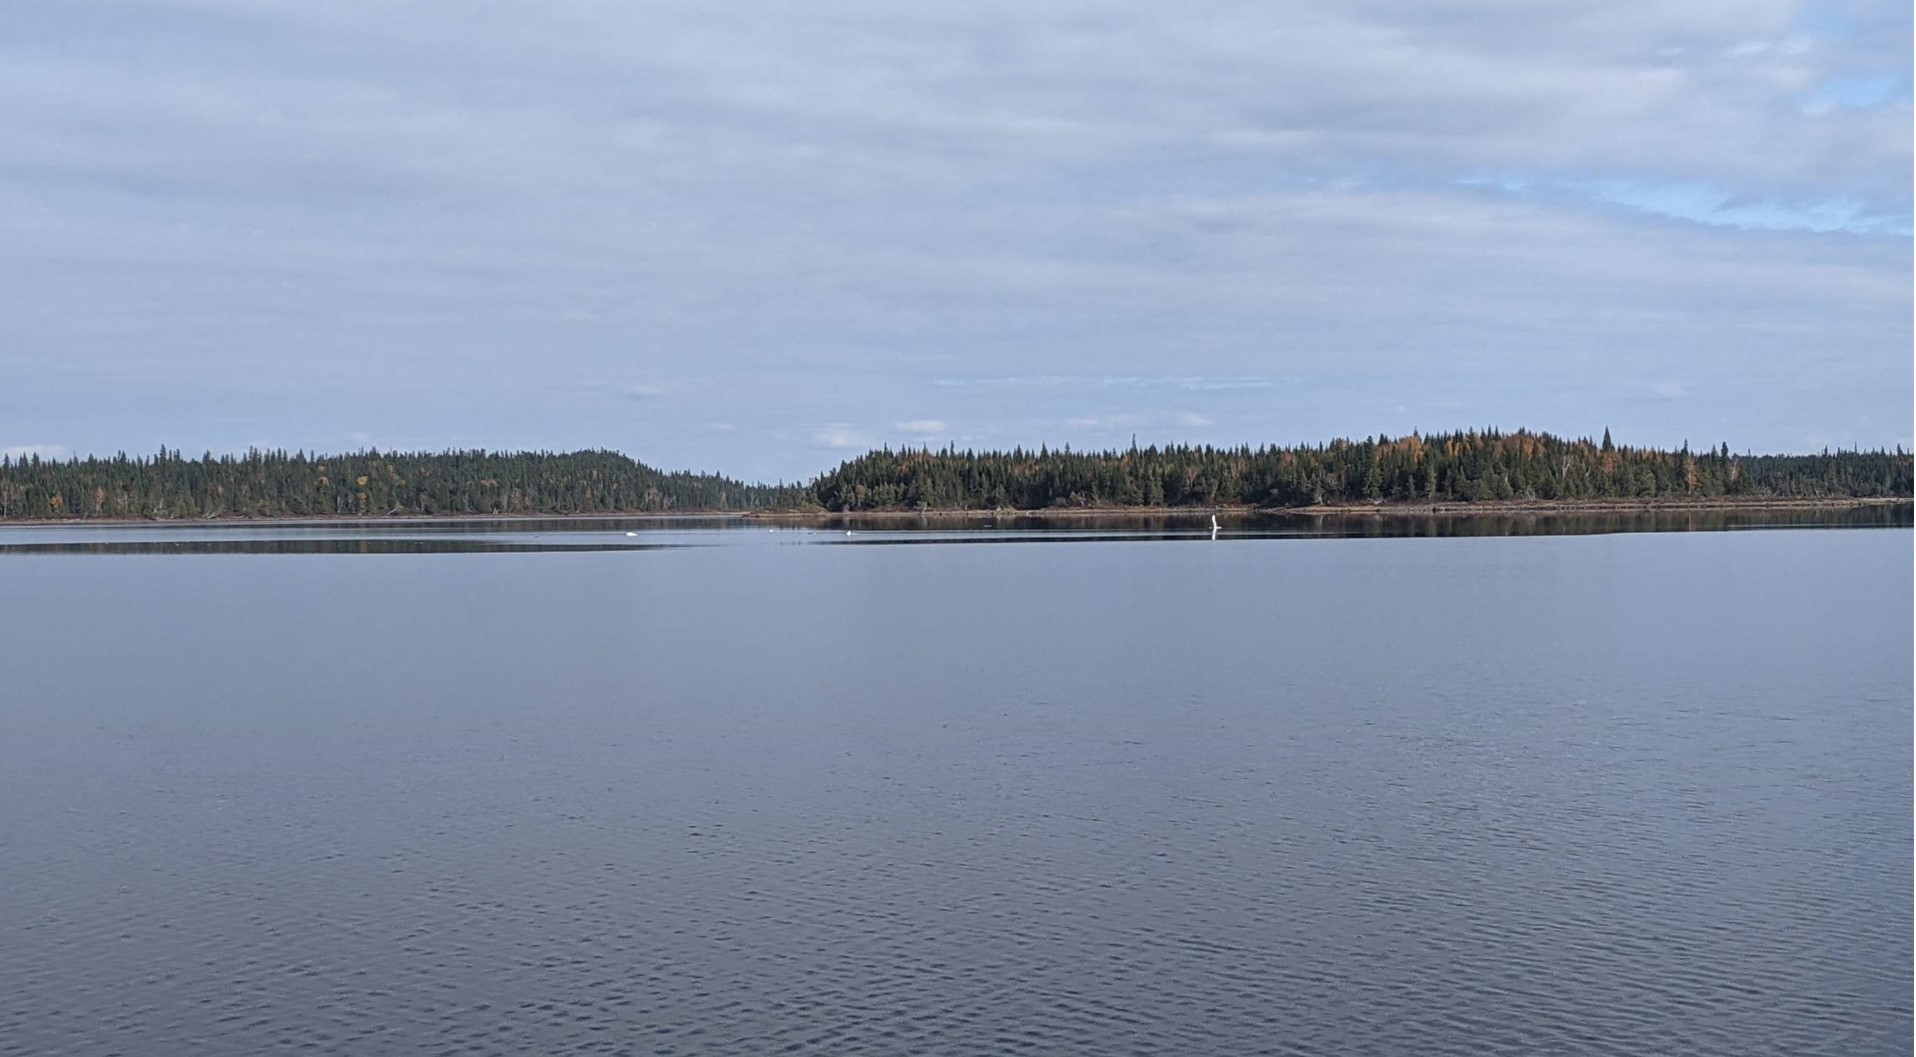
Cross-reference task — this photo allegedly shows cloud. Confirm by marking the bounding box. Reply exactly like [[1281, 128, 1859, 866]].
[[1066, 411, 1213, 431], [1563, 179, 1907, 235], [1806, 73, 1910, 111], [1650, 381, 1690, 400], [812, 426, 870, 450], [1103, 376, 1275, 392], [895, 419, 947, 434], [1065, 415, 1137, 430], [936, 375, 1277, 392], [0, 0, 1904, 479], [578, 381, 670, 400]]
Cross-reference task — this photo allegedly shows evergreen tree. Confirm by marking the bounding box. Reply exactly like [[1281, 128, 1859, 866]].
[[805, 430, 1912, 512], [1, 431, 1907, 521]]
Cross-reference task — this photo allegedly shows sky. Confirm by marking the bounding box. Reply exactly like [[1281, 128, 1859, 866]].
[[1, 1, 1909, 483]]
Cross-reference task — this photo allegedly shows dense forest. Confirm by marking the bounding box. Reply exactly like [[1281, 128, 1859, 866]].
[[0, 429, 1908, 520], [809, 429, 1914, 511], [0, 448, 799, 520]]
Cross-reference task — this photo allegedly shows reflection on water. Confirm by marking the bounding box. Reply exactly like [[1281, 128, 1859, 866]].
[[0, 504, 1905, 554], [816, 503, 1913, 536], [0, 539, 691, 555], [0, 528, 1909, 1056]]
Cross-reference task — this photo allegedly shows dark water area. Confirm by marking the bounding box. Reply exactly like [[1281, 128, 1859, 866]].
[[0, 538, 681, 555], [821, 502, 1915, 537], [0, 526, 1909, 1055], [0, 502, 1905, 555]]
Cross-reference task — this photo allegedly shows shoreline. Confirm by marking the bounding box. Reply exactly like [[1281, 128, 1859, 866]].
[[0, 510, 756, 528], [747, 496, 1911, 519], [0, 495, 1905, 527]]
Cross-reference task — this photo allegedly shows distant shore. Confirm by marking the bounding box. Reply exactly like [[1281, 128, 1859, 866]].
[[0, 495, 1904, 527], [0, 510, 752, 528], [746, 495, 1912, 519]]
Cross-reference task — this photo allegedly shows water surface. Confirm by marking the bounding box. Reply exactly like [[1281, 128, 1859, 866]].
[[0, 502, 1904, 554], [0, 525, 1908, 1055]]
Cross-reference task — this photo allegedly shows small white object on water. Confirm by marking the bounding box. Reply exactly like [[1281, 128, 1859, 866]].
[[625, 531, 638, 537]]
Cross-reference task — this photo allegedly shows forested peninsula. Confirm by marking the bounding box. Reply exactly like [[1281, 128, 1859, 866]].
[[811, 430, 1913, 511], [0, 448, 799, 520], [0, 429, 1908, 521]]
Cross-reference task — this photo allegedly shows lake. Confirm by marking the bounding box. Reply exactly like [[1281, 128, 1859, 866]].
[[0, 518, 1909, 1055]]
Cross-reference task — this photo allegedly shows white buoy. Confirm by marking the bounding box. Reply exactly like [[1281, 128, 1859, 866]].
[[625, 531, 638, 537]]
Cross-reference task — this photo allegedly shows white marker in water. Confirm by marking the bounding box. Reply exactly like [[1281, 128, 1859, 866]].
[[625, 531, 638, 537]]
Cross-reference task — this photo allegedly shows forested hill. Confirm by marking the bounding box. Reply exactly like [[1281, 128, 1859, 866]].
[[1, 431, 1910, 520], [810, 430, 1915, 511], [0, 448, 799, 520]]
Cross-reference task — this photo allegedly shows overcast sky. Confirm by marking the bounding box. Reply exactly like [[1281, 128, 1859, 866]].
[[2, 1, 1909, 481]]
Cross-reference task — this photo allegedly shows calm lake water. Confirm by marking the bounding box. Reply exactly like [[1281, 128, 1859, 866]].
[[1, 519, 1909, 1055]]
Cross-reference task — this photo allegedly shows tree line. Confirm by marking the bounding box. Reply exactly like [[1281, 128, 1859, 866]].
[[809, 429, 1913, 511], [0, 429, 1908, 520], [0, 447, 801, 520]]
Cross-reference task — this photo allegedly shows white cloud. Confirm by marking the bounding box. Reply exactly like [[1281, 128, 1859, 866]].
[[895, 419, 947, 434], [1102, 376, 1276, 392], [577, 381, 669, 400], [0, 0, 1904, 477], [812, 426, 870, 450], [937, 376, 1277, 393], [1065, 411, 1216, 432]]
